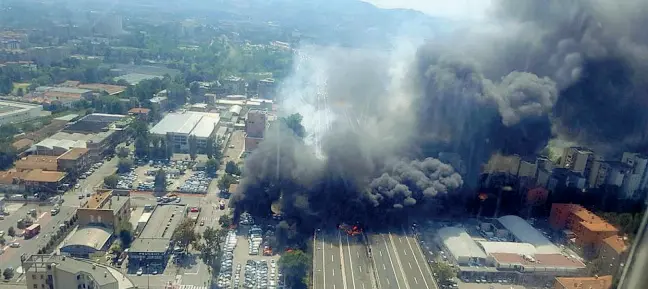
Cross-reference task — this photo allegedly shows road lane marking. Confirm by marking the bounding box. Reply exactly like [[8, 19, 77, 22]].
[[332, 255, 334, 262], [404, 250, 407, 256], [357, 251, 360, 259], [383, 264, 386, 270], [322, 233, 327, 289], [399, 237, 403, 243], [382, 235, 403, 289], [346, 234, 357, 289], [362, 283, 366, 289], [415, 277, 418, 284], [379, 250, 382, 257], [402, 228, 432, 289], [332, 269, 335, 276], [339, 231, 349, 289], [386, 278, 390, 285], [409, 262, 412, 269], [387, 233, 410, 289]]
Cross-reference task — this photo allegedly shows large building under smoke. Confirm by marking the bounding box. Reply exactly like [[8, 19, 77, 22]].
[[244, 110, 267, 152]]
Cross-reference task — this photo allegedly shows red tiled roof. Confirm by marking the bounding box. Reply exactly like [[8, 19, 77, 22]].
[[22, 169, 66, 183]]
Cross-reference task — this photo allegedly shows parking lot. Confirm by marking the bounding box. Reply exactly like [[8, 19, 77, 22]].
[[0, 203, 75, 278], [228, 213, 283, 289]]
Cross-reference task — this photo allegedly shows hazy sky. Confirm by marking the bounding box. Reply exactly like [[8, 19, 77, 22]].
[[361, 0, 493, 21]]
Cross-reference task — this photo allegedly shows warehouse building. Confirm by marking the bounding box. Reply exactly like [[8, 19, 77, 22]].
[[436, 226, 487, 266], [150, 111, 220, 153], [60, 226, 113, 258], [128, 204, 185, 273], [497, 215, 561, 254], [0, 100, 43, 125]]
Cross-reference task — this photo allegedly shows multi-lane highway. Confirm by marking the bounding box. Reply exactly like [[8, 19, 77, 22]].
[[313, 230, 374, 289], [368, 228, 437, 289]]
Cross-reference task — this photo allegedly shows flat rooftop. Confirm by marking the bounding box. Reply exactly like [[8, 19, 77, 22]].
[[15, 155, 59, 171], [150, 111, 220, 138], [139, 204, 185, 239]]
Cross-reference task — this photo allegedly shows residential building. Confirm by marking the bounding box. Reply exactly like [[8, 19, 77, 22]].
[[620, 152, 648, 198], [77, 84, 126, 96], [561, 147, 599, 178], [222, 76, 247, 95], [0, 100, 43, 125], [549, 204, 619, 249], [22, 254, 136, 289], [57, 148, 91, 179], [553, 275, 612, 289], [127, 107, 150, 120], [245, 110, 266, 152], [599, 235, 628, 276], [76, 190, 130, 232], [0, 170, 24, 193], [22, 169, 66, 193], [257, 78, 276, 99], [549, 168, 586, 191], [149, 95, 168, 112], [150, 111, 221, 153], [589, 161, 632, 188], [15, 155, 60, 172]]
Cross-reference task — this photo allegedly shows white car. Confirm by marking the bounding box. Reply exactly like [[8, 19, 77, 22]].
[[136, 268, 143, 276], [10, 242, 20, 248]]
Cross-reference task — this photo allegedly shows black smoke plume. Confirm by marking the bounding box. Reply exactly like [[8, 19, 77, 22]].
[[233, 0, 648, 231]]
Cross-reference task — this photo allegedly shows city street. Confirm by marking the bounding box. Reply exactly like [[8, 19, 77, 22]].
[[368, 229, 437, 289], [313, 230, 374, 289], [60, 156, 119, 207], [0, 205, 75, 275]]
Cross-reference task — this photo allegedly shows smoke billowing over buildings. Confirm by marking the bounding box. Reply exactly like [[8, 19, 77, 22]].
[[233, 0, 648, 228]]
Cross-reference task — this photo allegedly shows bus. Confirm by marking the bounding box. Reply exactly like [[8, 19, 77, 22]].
[[24, 224, 41, 239]]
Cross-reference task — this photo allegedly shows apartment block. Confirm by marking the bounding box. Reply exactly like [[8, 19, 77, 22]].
[[550, 204, 619, 249]]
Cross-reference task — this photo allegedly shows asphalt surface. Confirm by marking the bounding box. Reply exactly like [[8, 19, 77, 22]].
[[313, 230, 374, 289], [368, 229, 437, 289], [0, 205, 75, 274]]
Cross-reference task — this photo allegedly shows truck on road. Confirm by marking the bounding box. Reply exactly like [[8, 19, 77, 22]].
[[24, 223, 41, 239]]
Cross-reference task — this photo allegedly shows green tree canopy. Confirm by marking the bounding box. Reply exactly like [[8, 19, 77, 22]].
[[154, 169, 167, 192], [278, 249, 310, 289], [104, 174, 119, 189], [206, 158, 219, 175], [117, 158, 133, 173], [281, 113, 306, 139], [218, 174, 237, 190], [225, 161, 241, 176], [172, 218, 201, 250]]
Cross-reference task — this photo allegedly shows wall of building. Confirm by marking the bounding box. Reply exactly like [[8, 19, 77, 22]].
[[246, 110, 266, 138], [0, 104, 43, 125]]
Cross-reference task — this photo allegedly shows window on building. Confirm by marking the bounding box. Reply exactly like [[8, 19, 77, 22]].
[[33, 284, 38, 289], [40, 275, 43, 279], [76, 275, 80, 280], [32, 275, 37, 279]]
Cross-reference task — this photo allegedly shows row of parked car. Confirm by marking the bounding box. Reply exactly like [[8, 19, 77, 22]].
[[249, 225, 263, 255], [178, 171, 212, 194], [216, 230, 238, 288]]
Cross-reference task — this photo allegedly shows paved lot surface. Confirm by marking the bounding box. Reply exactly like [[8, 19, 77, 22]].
[[368, 229, 437, 289], [313, 230, 374, 289], [0, 205, 75, 275], [231, 226, 281, 289]]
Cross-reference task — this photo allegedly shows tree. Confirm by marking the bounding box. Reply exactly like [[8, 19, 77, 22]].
[[117, 158, 133, 173], [218, 174, 237, 190], [0, 237, 5, 246], [205, 137, 215, 157], [278, 250, 310, 289], [117, 147, 130, 158], [7, 226, 15, 237], [154, 169, 167, 192], [225, 161, 241, 176], [281, 113, 306, 139], [172, 218, 201, 250], [432, 261, 456, 282], [199, 226, 224, 274], [189, 81, 200, 95], [2, 267, 14, 280], [117, 221, 134, 248], [16, 87, 24, 96], [104, 174, 119, 189], [218, 214, 232, 229], [206, 159, 219, 175], [188, 135, 198, 160]]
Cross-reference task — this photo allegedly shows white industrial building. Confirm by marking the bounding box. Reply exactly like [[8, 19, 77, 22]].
[[436, 227, 487, 265], [0, 101, 43, 125], [150, 111, 220, 153], [496, 215, 561, 254]]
